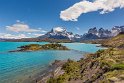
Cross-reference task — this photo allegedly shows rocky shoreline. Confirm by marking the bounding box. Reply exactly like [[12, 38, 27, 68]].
[[22, 60, 67, 83], [36, 60, 67, 83]]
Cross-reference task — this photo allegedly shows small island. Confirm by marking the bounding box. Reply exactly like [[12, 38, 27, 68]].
[[10, 43, 69, 52]]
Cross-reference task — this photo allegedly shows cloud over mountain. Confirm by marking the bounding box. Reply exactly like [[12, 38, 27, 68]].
[[60, 0, 124, 21]]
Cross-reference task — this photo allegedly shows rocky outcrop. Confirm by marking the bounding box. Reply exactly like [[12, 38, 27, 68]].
[[88, 27, 98, 35], [83, 26, 124, 40], [82, 33, 99, 40], [37, 60, 67, 83], [38, 27, 82, 41], [111, 26, 124, 36]]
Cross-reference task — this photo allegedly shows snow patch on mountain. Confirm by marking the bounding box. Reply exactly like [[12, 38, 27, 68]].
[[53, 27, 66, 33]]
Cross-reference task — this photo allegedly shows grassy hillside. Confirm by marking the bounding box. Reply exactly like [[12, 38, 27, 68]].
[[101, 33, 124, 48], [47, 48, 124, 83], [47, 34, 124, 83]]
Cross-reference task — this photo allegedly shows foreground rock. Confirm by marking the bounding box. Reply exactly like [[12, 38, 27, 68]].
[[9, 43, 69, 52], [36, 60, 67, 83]]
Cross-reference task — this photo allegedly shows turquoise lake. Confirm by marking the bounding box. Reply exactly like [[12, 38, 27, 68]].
[[0, 42, 104, 83]]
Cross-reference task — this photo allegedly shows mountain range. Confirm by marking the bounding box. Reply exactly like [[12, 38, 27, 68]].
[[39, 26, 124, 41], [38, 27, 82, 41], [1, 26, 124, 42]]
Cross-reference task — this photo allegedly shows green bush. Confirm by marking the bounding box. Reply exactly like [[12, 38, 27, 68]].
[[111, 64, 124, 70], [47, 74, 69, 83], [47, 78, 57, 83], [62, 59, 80, 74], [96, 49, 104, 55]]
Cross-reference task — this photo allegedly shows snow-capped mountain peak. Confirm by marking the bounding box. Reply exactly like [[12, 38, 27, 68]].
[[39, 27, 82, 41], [53, 27, 66, 33]]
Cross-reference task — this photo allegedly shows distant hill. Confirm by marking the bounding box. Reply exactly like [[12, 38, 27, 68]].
[[99, 33, 124, 48]]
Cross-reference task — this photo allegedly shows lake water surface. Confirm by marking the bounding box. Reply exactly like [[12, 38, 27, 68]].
[[0, 42, 104, 83]]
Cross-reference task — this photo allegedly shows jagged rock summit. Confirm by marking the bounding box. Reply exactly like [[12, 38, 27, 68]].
[[38, 27, 82, 41], [82, 26, 124, 40]]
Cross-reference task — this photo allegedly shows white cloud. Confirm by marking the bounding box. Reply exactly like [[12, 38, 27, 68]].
[[0, 33, 29, 39], [34, 33, 44, 37], [1, 21, 48, 39], [0, 33, 45, 39], [60, 0, 124, 21], [53, 27, 66, 32], [6, 22, 40, 32]]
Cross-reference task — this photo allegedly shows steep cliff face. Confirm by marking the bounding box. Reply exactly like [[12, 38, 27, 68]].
[[39, 27, 69, 40], [83, 26, 124, 39], [82, 33, 99, 40], [38, 27, 82, 41], [111, 26, 124, 36], [88, 27, 98, 35]]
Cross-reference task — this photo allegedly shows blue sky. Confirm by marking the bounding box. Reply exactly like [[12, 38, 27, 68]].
[[0, 0, 124, 38]]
